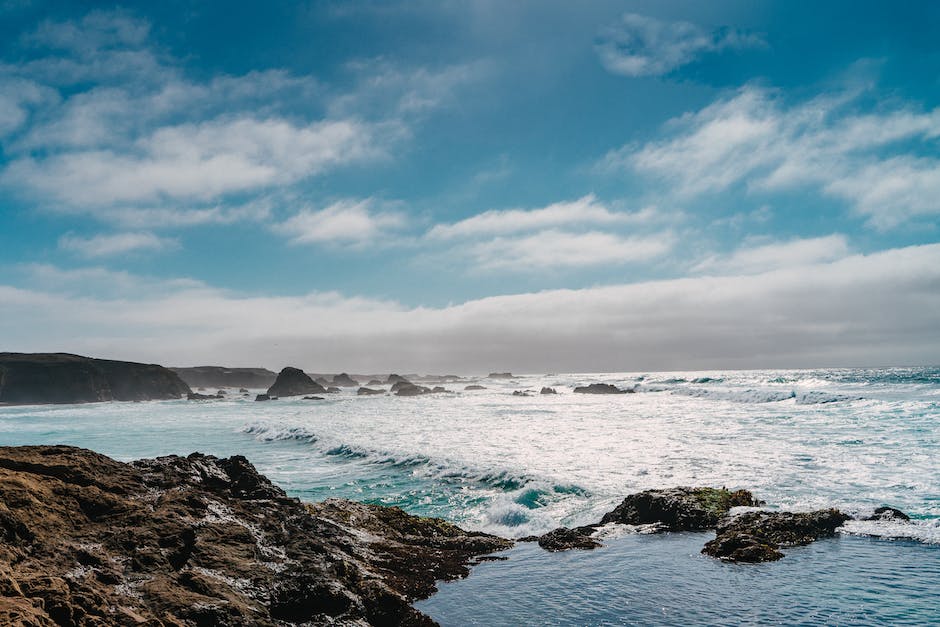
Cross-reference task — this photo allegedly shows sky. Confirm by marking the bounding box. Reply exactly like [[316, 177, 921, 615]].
[[1, 0, 938, 373]]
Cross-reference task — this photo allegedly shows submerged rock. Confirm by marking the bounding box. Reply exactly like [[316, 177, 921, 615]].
[[535, 527, 601, 552], [464, 385, 486, 391], [599, 487, 761, 531], [0, 445, 512, 626], [0, 352, 191, 405], [357, 387, 384, 396], [302, 395, 324, 400], [702, 509, 850, 562], [266, 367, 327, 398], [573, 383, 629, 394], [187, 392, 222, 400]]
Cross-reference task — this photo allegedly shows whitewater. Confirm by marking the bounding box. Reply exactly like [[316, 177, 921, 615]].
[[2, 366, 938, 624]]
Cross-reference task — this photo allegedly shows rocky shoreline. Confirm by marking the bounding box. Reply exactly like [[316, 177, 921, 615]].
[[0, 447, 914, 625]]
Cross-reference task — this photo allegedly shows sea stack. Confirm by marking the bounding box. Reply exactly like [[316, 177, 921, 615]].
[[266, 367, 326, 398]]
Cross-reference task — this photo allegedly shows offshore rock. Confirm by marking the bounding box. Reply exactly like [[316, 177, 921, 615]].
[[864, 506, 910, 521], [386, 374, 410, 385], [187, 392, 222, 400], [464, 385, 486, 391], [396, 384, 431, 397], [266, 367, 326, 398], [0, 445, 511, 626], [573, 383, 629, 394], [535, 527, 601, 552], [540, 387, 557, 395], [702, 509, 850, 562], [599, 487, 761, 531], [487, 372, 513, 379], [0, 353, 191, 405], [332, 373, 359, 387], [357, 387, 384, 396]]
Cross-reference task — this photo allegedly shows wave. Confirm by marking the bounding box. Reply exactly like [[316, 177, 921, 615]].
[[795, 391, 863, 405], [667, 387, 797, 403], [841, 518, 940, 545]]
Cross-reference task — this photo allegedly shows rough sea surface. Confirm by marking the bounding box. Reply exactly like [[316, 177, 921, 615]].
[[2, 367, 938, 624]]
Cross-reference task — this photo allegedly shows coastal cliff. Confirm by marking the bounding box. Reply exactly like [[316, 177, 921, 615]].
[[0, 354, 191, 405], [0, 446, 511, 626]]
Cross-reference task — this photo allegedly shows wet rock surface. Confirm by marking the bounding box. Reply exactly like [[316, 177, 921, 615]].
[[864, 506, 910, 521], [533, 527, 601, 552], [599, 487, 761, 531], [572, 383, 630, 394], [0, 446, 512, 626], [702, 509, 851, 562]]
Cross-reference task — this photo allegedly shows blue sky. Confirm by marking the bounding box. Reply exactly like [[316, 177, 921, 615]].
[[1, 0, 938, 372]]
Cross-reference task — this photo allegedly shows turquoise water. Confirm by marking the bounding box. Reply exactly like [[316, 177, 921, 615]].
[[1, 367, 938, 623]]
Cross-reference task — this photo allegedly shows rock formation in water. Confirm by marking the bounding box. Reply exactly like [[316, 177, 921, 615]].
[[599, 487, 761, 531], [540, 387, 557, 395], [332, 373, 359, 387], [702, 509, 851, 562], [187, 392, 222, 400], [170, 366, 277, 390], [0, 445, 512, 626], [395, 383, 431, 397], [357, 387, 384, 396], [464, 385, 486, 391], [266, 367, 326, 398], [386, 374, 409, 385], [573, 383, 631, 394], [532, 527, 601, 552], [0, 353, 191, 405], [487, 372, 513, 379]]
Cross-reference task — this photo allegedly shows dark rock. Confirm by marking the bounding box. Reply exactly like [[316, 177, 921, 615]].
[[187, 392, 222, 400], [390, 380, 415, 393], [367, 379, 384, 386], [239, 387, 249, 393], [326, 386, 341, 394], [332, 373, 359, 387], [266, 367, 326, 398], [255, 394, 273, 401], [540, 387, 557, 395], [536, 527, 601, 552], [170, 366, 277, 389], [216, 390, 225, 396], [487, 372, 513, 379], [512, 390, 531, 397], [573, 383, 628, 394], [0, 445, 511, 625], [600, 487, 761, 530], [702, 509, 850, 562], [395, 384, 430, 397], [357, 387, 384, 396], [865, 506, 910, 521], [386, 374, 410, 385], [430, 386, 449, 393], [0, 353, 191, 405], [302, 396, 324, 400], [464, 385, 486, 391]]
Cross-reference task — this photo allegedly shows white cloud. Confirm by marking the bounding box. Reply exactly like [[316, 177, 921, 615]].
[[274, 199, 406, 246], [596, 13, 764, 77], [693, 234, 850, 275], [428, 195, 658, 239], [605, 86, 940, 229], [2, 244, 938, 372], [469, 229, 674, 270], [58, 231, 177, 258]]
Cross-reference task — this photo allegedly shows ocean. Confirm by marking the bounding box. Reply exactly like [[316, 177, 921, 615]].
[[2, 367, 938, 624]]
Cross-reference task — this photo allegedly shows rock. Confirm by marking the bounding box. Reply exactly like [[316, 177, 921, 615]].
[[0, 445, 512, 626], [332, 373, 359, 387], [266, 367, 326, 398], [512, 390, 531, 397], [254, 394, 274, 401], [216, 390, 226, 396], [535, 527, 601, 552], [239, 387, 249, 393], [864, 506, 910, 521], [390, 380, 415, 393], [464, 385, 486, 391], [187, 392, 222, 400], [540, 387, 557, 395], [386, 374, 410, 385], [0, 353, 191, 405], [357, 387, 384, 396], [487, 372, 513, 379], [573, 383, 628, 394], [702, 509, 850, 562], [170, 366, 277, 390], [367, 379, 384, 386], [326, 386, 341, 394], [429, 386, 449, 393], [302, 396, 324, 400], [395, 384, 430, 397], [315, 377, 331, 387], [599, 487, 761, 531]]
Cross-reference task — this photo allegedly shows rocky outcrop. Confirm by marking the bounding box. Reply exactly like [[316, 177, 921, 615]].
[[367, 379, 384, 386], [395, 384, 431, 397], [170, 366, 277, 390], [487, 372, 513, 379], [464, 385, 486, 391], [702, 509, 850, 562], [532, 527, 600, 552], [599, 487, 761, 531], [864, 506, 910, 521], [266, 367, 326, 398], [357, 387, 384, 396], [540, 387, 557, 395], [326, 386, 341, 394], [0, 353, 191, 405], [332, 373, 359, 387], [255, 394, 274, 401], [386, 374, 409, 385], [573, 383, 630, 394], [187, 392, 222, 400], [512, 390, 531, 397], [0, 445, 511, 626]]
